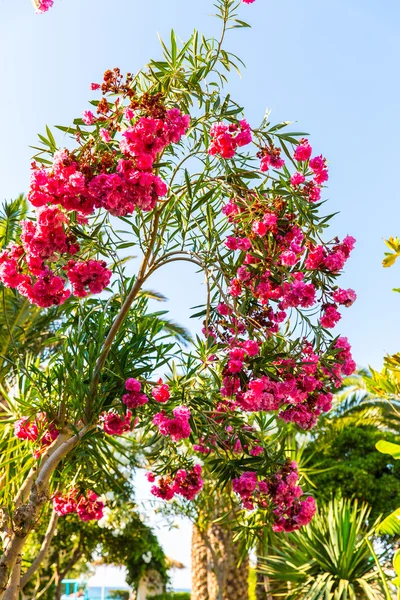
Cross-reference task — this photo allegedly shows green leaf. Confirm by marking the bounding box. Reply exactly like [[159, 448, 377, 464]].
[[377, 508, 400, 535], [376, 439, 400, 459]]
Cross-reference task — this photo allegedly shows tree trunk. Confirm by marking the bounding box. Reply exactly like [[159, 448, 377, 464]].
[[2, 554, 21, 600], [191, 525, 208, 600], [194, 521, 249, 600], [21, 510, 59, 588], [54, 575, 62, 600]]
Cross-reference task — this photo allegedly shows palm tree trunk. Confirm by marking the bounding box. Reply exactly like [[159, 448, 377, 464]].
[[191, 525, 208, 600], [204, 521, 249, 600]]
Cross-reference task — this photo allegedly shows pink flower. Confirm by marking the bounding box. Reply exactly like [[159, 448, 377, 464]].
[[122, 378, 148, 409], [14, 417, 38, 441], [153, 406, 191, 441], [76, 491, 104, 521], [91, 83, 101, 91], [309, 155, 326, 172], [243, 340, 260, 357], [320, 305, 341, 329], [332, 288, 357, 307], [18, 271, 70, 308], [101, 410, 132, 436], [252, 221, 267, 237], [125, 378, 141, 392], [33, 0, 54, 13], [208, 120, 252, 159], [82, 110, 95, 125], [66, 260, 111, 297], [294, 139, 312, 161], [173, 465, 204, 500], [291, 172, 306, 186], [152, 380, 170, 403], [53, 492, 77, 516], [150, 476, 176, 501], [124, 108, 135, 120], [217, 302, 232, 316], [100, 128, 111, 143], [281, 250, 298, 267]]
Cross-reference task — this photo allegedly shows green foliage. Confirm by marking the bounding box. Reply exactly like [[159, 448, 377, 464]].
[[305, 426, 400, 523], [258, 498, 384, 600], [22, 503, 168, 598], [108, 590, 129, 600], [376, 441, 400, 536], [149, 593, 190, 600]]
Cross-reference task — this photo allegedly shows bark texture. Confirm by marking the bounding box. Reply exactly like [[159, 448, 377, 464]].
[[191, 522, 249, 600], [191, 525, 209, 600]]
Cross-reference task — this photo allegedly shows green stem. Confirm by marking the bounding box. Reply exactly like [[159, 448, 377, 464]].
[[366, 537, 392, 600]]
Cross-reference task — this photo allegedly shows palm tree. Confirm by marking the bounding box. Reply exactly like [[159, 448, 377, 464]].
[[325, 370, 400, 433], [191, 525, 209, 600], [258, 498, 386, 599], [0, 198, 65, 388]]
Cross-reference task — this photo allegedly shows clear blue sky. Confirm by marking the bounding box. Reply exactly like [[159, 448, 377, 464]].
[[2, 0, 400, 588]]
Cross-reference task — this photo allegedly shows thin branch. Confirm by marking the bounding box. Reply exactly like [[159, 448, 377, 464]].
[[21, 510, 59, 588], [86, 209, 161, 419]]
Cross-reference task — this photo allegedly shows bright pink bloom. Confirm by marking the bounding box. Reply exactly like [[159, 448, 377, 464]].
[[332, 288, 357, 307], [122, 378, 148, 409], [152, 380, 170, 403], [66, 260, 111, 297], [208, 120, 252, 159], [294, 139, 312, 161], [309, 155, 326, 172], [34, 0, 54, 13], [76, 491, 104, 521], [320, 305, 341, 329], [150, 476, 176, 501], [252, 221, 267, 237], [52, 492, 77, 516], [124, 108, 135, 120], [18, 270, 70, 308], [173, 465, 203, 500], [101, 410, 132, 435], [243, 340, 260, 357], [291, 172, 306, 186], [281, 250, 298, 267], [153, 406, 191, 441], [82, 111, 95, 125], [125, 378, 141, 392], [14, 417, 38, 441], [99, 128, 111, 142]]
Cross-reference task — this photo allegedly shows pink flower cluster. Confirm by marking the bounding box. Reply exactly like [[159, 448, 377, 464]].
[[147, 464, 203, 501], [218, 336, 355, 430], [232, 461, 316, 532], [101, 410, 133, 436], [14, 413, 60, 456], [152, 380, 170, 403], [52, 490, 104, 521], [33, 0, 54, 13], [66, 260, 111, 297], [89, 160, 167, 216], [153, 406, 191, 441], [122, 378, 149, 409], [204, 138, 357, 432], [290, 139, 329, 203], [208, 120, 252, 159], [0, 200, 111, 307], [120, 108, 190, 170], [1, 96, 189, 307]]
